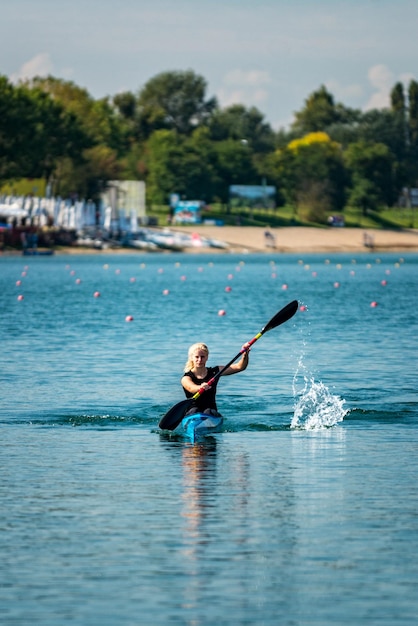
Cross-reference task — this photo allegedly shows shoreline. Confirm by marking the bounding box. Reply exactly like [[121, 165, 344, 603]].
[[2, 226, 418, 256]]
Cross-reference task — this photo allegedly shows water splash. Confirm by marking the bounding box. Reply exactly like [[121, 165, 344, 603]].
[[291, 357, 348, 430]]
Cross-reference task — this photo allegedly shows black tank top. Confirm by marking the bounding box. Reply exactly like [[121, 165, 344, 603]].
[[183, 366, 220, 412]]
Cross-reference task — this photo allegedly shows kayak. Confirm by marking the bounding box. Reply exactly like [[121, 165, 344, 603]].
[[181, 412, 224, 442]]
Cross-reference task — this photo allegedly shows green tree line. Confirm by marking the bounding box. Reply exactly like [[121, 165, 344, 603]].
[[1, 70, 418, 222]]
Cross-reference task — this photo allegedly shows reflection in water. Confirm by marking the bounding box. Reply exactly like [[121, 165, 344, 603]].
[[181, 438, 218, 548]]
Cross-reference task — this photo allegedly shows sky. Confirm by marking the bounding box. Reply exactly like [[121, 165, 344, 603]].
[[1, 0, 417, 130]]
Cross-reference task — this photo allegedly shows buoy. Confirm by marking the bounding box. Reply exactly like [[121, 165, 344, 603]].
[[334, 282, 340, 288], [125, 315, 134, 322], [218, 309, 226, 316], [130, 277, 136, 283], [17, 294, 24, 301], [282, 284, 288, 290], [225, 286, 232, 292], [115, 269, 121, 275], [70, 270, 75, 276], [93, 291, 100, 298], [312, 271, 317, 277], [162, 289, 169, 295], [180, 275, 187, 281], [75, 278, 81, 284], [381, 280, 387, 286], [300, 305, 307, 311], [370, 301, 378, 307], [271, 273, 277, 279], [16, 280, 21, 286], [228, 274, 234, 280]]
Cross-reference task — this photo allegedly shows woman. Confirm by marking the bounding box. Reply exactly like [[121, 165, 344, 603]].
[[181, 342, 250, 416]]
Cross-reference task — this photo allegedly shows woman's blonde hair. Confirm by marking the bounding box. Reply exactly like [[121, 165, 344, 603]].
[[184, 343, 209, 372]]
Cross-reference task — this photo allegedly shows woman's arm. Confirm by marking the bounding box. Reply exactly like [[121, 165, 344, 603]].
[[219, 344, 250, 376], [181, 375, 210, 394]]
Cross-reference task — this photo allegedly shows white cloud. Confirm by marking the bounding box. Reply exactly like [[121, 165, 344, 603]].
[[217, 69, 271, 110], [364, 64, 393, 110], [10, 53, 54, 84]]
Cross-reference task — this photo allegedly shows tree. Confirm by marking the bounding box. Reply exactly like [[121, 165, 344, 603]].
[[347, 177, 380, 216], [292, 86, 341, 134], [145, 128, 219, 205], [207, 104, 275, 153], [0, 76, 89, 182], [273, 132, 346, 220], [136, 70, 217, 138], [344, 141, 395, 207], [212, 137, 259, 204], [408, 80, 418, 184]]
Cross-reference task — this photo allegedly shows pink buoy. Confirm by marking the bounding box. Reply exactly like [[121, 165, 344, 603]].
[[225, 286, 232, 292], [271, 273, 277, 279], [16, 280, 21, 286], [227, 274, 234, 280], [334, 282, 340, 288], [370, 301, 378, 307], [130, 277, 136, 283], [218, 309, 226, 316], [281, 284, 288, 290], [125, 315, 134, 322], [381, 280, 387, 286], [162, 289, 170, 295], [17, 294, 24, 301], [93, 291, 100, 298], [300, 305, 307, 311], [181, 275, 187, 281], [70, 270, 75, 276], [75, 278, 81, 284]]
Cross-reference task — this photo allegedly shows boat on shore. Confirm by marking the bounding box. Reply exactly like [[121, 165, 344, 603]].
[[22, 248, 54, 256]]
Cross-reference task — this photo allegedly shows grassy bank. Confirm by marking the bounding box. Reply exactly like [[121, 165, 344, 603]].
[[148, 203, 418, 230]]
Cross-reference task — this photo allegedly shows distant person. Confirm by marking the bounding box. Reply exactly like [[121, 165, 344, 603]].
[[363, 232, 375, 250], [181, 342, 250, 417], [264, 228, 276, 248]]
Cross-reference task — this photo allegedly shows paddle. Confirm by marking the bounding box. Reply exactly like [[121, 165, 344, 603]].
[[158, 299, 299, 431]]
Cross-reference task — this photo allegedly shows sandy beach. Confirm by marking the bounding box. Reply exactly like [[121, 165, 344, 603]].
[[4, 225, 418, 256], [169, 225, 418, 254]]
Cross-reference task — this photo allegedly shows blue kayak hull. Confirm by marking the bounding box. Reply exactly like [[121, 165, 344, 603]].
[[181, 413, 224, 441]]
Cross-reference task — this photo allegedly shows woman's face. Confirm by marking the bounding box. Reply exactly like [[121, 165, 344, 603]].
[[191, 349, 208, 368]]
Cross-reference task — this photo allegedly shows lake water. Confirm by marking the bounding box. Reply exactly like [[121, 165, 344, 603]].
[[1, 251, 417, 625]]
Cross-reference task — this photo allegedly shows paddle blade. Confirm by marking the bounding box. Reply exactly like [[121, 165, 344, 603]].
[[262, 300, 298, 334], [159, 398, 193, 431]]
